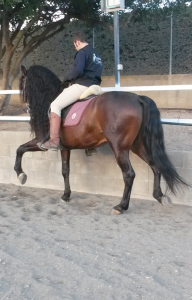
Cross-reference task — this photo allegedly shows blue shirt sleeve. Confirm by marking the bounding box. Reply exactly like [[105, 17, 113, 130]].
[[64, 50, 86, 81]]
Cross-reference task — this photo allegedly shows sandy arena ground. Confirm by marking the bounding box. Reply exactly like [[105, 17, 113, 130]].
[[0, 183, 192, 300], [0, 105, 192, 299]]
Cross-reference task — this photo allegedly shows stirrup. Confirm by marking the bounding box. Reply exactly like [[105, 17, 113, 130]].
[[37, 138, 60, 151], [85, 149, 97, 156]]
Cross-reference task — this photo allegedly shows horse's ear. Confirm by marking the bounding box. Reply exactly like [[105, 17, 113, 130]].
[[21, 65, 27, 77]]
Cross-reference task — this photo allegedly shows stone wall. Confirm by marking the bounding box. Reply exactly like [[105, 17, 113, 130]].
[[0, 131, 191, 207]]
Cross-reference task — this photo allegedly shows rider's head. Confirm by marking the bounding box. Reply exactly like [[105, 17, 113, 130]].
[[73, 32, 88, 51]]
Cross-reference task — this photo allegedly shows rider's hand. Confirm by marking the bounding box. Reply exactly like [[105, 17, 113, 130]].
[[61, 80, 71, 88]]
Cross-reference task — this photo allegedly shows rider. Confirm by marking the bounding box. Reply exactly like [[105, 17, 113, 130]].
[[38, 31, 103, 151]]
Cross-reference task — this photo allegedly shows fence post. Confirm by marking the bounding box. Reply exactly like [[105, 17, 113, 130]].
[[169, 14, 173, 75]]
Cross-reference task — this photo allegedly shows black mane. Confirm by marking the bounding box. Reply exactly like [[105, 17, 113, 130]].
[[20, 65, 62, 139]]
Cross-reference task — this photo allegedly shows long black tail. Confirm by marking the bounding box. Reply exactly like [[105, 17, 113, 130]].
[[139, 95, 188, 194]]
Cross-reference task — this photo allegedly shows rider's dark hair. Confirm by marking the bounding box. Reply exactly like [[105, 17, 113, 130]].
[[73, 32, 87, 43]]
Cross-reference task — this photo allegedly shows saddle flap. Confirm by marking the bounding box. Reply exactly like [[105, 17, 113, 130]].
[[62, 96, 97, 127]]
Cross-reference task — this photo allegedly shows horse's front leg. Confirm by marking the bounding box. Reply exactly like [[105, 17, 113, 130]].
[[14, 138, 45, 185], [60, 149, 71, 202]]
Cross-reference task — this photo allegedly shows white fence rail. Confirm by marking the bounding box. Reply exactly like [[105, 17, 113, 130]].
[[102, 85, 192, 92], [0, 116, 191, 125], [0, 116, 30, 121], [1, 87, 192, 125], [3, 85, 192, 95], [0, 90, 20, 94]]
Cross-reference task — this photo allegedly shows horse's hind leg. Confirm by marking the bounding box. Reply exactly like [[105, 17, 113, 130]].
[[150, 164, 164, 203], [131, 141, 172, 206], [150, 165, 172, 207], [112, 149, 135, 215], [60, 149, 71, 202], [14, 138, 44, 185]]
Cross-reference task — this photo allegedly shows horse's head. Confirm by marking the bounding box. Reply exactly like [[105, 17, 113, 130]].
[[19, 64, 62, 138]]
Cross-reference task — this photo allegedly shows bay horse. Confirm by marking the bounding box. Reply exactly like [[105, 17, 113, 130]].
[[14, 65, 188, 214]]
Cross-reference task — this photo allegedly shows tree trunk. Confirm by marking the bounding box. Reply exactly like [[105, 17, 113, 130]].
[[0, 94, 12, 115], [0, 73, 12, 115], [0, 51, 12, 115]]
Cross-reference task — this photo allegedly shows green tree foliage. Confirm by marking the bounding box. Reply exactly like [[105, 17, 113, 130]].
[[0, 0, 191, 113], [0, 0, 101, 114]]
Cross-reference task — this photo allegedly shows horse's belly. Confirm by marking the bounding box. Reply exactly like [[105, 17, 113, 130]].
[[60, 122, 107, 149]]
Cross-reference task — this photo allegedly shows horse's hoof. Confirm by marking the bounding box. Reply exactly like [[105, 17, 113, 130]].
[[161, 196, 173, 208], [61, 195, 71, 202], [111, 208, 123, 215], [18, 173, 27, 185]]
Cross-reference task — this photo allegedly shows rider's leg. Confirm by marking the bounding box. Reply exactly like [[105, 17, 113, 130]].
[[38, 112, 61, 151], [38, 84, 88, 151], [51, 84, 88, 116]]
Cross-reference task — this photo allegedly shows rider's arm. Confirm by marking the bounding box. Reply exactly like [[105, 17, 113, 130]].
[[64, 50, 86, 82]]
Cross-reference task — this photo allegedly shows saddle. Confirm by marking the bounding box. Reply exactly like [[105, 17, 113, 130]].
[[61, 85, 102, 127]]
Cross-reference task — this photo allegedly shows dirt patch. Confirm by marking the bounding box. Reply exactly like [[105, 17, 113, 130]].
[[0, 105, 192, 151]]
